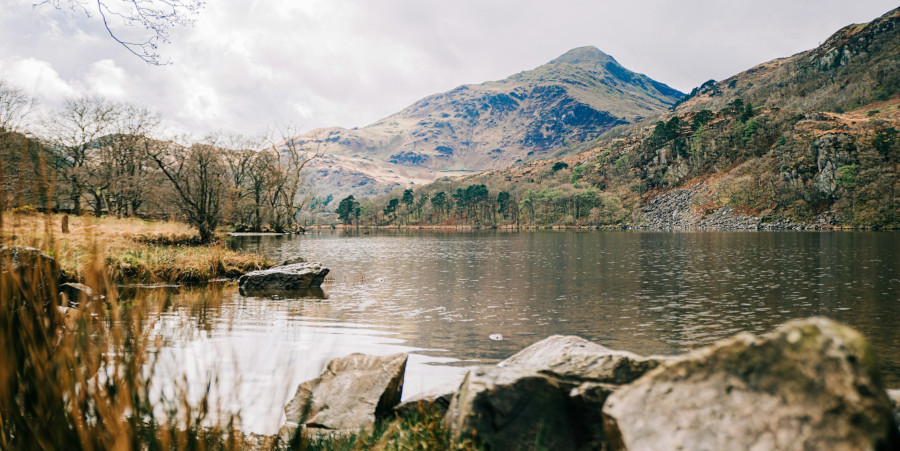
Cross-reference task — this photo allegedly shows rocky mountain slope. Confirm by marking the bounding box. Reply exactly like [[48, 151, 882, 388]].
[[354, 7, 900, 229], [296, 46, 683, 198], [676, 7, 900, 114]]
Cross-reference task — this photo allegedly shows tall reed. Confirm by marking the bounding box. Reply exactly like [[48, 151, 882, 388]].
[[0, 212, 241, 450]]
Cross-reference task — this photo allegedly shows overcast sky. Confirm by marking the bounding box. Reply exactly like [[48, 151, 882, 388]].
[[1, 0, 897, 137]]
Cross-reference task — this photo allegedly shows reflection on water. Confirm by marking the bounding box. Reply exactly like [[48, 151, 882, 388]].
[[151, 230, 900, 434]]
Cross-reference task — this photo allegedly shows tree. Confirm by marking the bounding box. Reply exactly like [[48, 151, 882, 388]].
[[223, 145, 258, 229], [690, 110, 714, 132], [147, 137, 227, 244], [401, 189, 414, 224], [98, 104, 161, 217], [497, 191, 511, 219], [36, 0, 205, 65], [337, 195, 359, 225], [0, 79, 30, 133], [739, 102, 755, 123], [0, 79, 36, 216], [552, 161, 569, 172], [430, 191, 447, 220], [263, 126, 321, 232], [383, 198, 399, 223], [43, 97, 117, 215]]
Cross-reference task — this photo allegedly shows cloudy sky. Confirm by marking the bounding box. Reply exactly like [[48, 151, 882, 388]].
[[1, 0, 897, 137]]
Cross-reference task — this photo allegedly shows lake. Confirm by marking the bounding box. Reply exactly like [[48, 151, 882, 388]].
[[150, 230, 900, 434]]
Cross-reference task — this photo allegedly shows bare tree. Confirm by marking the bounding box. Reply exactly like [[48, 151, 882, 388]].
[[147, 136, 226, 243], [43, 97, 117, 215], [99, 104, 161, 217], [34, 0, 204, 65], [263, 126, 321, 231], [0, 81, 44, 216], [216, 133, 263, 230], [0, 80, 31, 133]]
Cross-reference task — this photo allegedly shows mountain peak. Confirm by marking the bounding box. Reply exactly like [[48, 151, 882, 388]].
[[549, 46, 618, 68]]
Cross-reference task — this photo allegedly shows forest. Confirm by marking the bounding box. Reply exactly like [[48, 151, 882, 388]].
[[0, 81, 320, 242]]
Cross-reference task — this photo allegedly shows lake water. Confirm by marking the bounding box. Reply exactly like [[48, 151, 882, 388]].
[[150, 230, 900, 434]]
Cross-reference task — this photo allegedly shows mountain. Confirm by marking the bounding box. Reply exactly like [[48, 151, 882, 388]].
[[676, 7, 900, 114], [353, 7, 900, 229], [296, 46, 683, 198]]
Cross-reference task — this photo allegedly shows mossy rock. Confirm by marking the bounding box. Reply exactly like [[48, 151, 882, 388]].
[[603, 317, 900, 450]]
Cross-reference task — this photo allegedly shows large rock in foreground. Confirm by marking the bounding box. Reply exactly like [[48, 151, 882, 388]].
[[279, 353, 407, 441], [603, 317, 900, 450], [238, 262, 329, 296], [498, 334, 664, 383], [445, 335, 666, 450]]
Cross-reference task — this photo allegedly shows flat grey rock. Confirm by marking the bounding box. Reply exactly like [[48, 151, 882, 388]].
[[238, 262, 329, 295]]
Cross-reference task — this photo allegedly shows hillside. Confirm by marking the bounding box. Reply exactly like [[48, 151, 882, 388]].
[[348, 8, 900, 229], [676, 7, 900, 114], [295, 46, 683, 198]]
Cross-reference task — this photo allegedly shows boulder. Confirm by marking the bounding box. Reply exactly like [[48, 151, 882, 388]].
[[238, 262, 329, 295], [603, 317, 900, 451], [446, 367, 613, 450], [445, 335, 665, 450], [0, 246, 60, 302], [498, 334, 664, 384], [279, 353, 407, 441]]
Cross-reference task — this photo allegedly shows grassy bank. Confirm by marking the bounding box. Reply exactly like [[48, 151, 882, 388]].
[[1, 212, 273, 284], [0, 212, 472, 450]]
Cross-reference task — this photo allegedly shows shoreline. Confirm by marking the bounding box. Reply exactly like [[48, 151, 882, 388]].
[[309, 223, 898, 232]]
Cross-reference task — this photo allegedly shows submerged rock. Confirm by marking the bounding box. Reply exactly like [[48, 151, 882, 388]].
[[279, 353, 407, 441], [445, 335, 665, 450], [59, 282, 102, 308], [238, 262, 329, 295], [603, 317, 900, 450]]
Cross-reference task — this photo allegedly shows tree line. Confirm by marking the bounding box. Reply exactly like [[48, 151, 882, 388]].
[[0, 80, 319, 242], [336, 97, 898, 229]]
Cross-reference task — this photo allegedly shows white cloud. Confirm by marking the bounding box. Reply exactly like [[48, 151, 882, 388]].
[[86, 59, 128, 99], [1, 57, 79, 103], [1, 0, 897, 137]]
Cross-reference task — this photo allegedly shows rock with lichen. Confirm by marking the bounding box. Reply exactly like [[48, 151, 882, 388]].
[[602, 317, 900, 450]]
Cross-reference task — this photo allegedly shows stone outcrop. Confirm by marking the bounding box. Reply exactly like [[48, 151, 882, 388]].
[[812, 132, 857, 196], [238, 262, 329, 296], [445, 335, 665, 450], [0, 246, 60, 301], [634, 183, 763, 230], [279, 353, 407, 441], [603, 317, 900, 450]]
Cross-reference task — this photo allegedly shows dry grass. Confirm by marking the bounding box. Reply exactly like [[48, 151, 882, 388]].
[[0, 211, 469, 450], [0, 226, 245, 450], [1, 213, 273, 284]]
